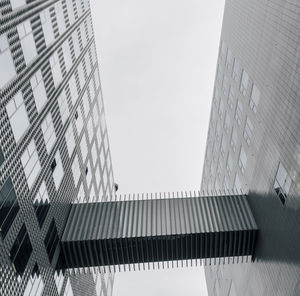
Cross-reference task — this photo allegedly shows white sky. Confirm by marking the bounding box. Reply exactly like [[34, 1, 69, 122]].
[[90, 0, 225, 295]]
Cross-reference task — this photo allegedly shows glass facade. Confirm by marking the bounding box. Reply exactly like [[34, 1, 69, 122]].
[[0, 0, 114, 294]]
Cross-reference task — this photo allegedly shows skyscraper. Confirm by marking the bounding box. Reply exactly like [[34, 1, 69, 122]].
[[0, 0, 115, 294], [201, 0, 300, 295]]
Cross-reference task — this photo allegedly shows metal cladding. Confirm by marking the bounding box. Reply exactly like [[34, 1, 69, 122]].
[[60, 193, 258, 270]]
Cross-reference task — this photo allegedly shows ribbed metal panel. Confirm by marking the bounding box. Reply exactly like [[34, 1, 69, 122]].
[[60, 193, 258, 270]]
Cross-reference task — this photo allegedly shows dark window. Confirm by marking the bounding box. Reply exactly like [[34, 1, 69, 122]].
[[10, 224, 32, 275], [85, 167, 88, 175], [0, 178, 20, 239], [51, 158, 57, 171], [75, 111, 78, 119], [0, 146, 4, 166], [34, 201, 50, 228], [44, 218, 59, 262]]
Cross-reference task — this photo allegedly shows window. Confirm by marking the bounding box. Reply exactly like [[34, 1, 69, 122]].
[[250, 84, 260, 113], [72, 31, 80, 59], [230, 127, 237, 152], [72, 155, 80, 186], [0, 146, 4, 166], [41, 113, 56, 154], [234, 101, 243, 125], [66, 0, 75, 26], [54, 271, 64, 295], [218, 99, 224, 117], [217, 159, 222, 178], [44, 219, 59, 262], [222, 76, 228, 95], [225, 49, 233, 70], [55, 1, 66, 36], [6, 91, 30, 143], [33, 181, 50, 228], [82, 91, 90, 118], [21, 140, 41, 189], [17, 20, 37, 65], [84, 52, 92, 76], [0, 34, 16, 88], [62, 40, 72, 73], [86, 116, 94, 143], [226, 153, 233, 176], [50, 51, 62, 88], [30, 70, 48, 113], [77, 62, 85, 90], [80, 135, 88, 162], [65, 124, 75, 157], [52, 151, 64, 190], [240, 69, 249, 96], [232, 58, 240, 81], [0, 178, 20, 239], [86, 160, 92, 189], [92, 105, 100, 127], [274, 162, 292, 205], [95, 163, 100, 188], [228, 86, 235, 109], [238, 145, 247, 174], [75, 107, 83, 135], [215, 121, 222, 142], [68, 74, 78, 106], [95, 68, 100, 91], [23, 267, 44, 296], [234, 174, 241, 193], [220, 136, 226, 157], [77, 183, 85, 203], [80, 23, 87, 49], [10, 224, 32, 275], [89, 78, 95, 102], [64, 279, 74, 296], [10, 0, 26, 9], [224, 112, 230, 134], [243, 117, 253, 145], [40, 8, 55, 47], [58, 89, 69, 125]]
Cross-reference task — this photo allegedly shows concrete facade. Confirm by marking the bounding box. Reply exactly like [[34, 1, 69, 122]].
[[201, 1, 300, 295]]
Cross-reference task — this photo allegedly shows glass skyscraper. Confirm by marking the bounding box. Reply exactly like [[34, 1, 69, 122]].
[[0, 0, 114, 294], [201, 0, 300, 295]]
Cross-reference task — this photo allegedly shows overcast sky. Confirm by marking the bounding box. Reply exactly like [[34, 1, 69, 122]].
[[90, 0, 225, 295]]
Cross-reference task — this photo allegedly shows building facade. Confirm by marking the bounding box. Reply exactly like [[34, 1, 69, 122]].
[[0, 0, 115, 294], [201, 0, 300, 295]]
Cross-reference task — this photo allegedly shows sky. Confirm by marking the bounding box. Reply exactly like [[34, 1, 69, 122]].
[[90, 0, 225, 295]]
